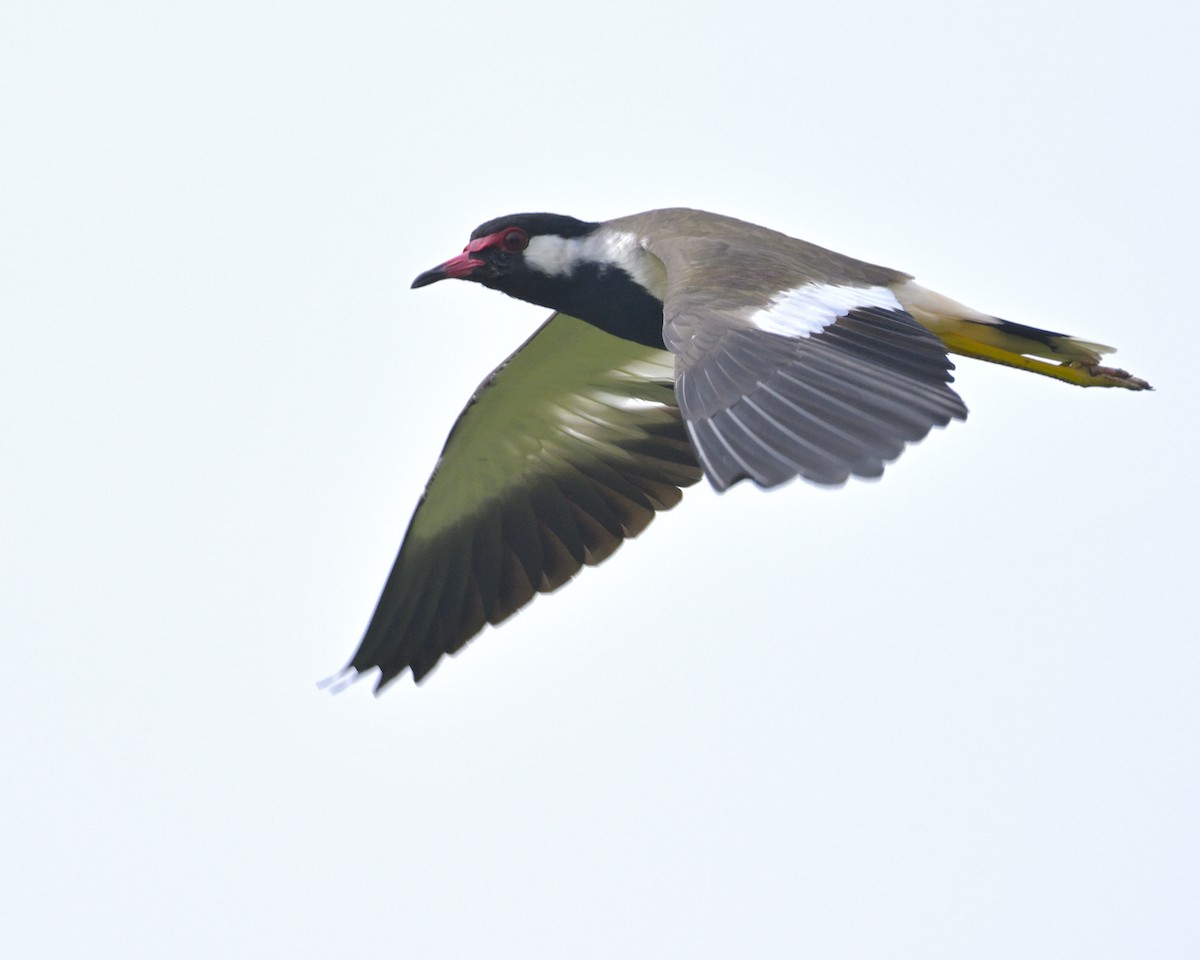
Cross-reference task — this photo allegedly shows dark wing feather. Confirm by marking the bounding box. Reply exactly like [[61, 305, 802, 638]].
[[674, 310, 966, 488], [345, 312, 701, 690]]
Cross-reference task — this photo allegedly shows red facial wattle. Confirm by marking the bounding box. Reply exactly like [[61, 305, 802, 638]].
[[410, 227, 529, 288]]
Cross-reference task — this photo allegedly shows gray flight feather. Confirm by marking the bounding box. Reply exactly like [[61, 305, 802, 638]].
[[618, 209, 970, 490]]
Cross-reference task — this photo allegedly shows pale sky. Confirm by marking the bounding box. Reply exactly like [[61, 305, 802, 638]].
[[3, 2, 1198, 958]]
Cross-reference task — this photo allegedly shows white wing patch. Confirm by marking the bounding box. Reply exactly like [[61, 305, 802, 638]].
[[747, 282, 902, 338], [524, 230, 668, 300]]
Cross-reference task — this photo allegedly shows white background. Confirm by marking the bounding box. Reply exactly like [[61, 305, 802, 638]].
[[3, 1, 1197, 957]]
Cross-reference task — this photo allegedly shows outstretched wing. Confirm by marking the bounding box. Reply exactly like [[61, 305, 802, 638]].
[[630, 210, 969, 490], [346, 312, 701, 690]]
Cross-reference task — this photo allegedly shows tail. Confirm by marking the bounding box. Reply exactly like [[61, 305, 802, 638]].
[[894, 280, 1152, 391]]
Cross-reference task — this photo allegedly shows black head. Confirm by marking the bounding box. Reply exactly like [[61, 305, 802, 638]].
[[411, 212, 667, 349], [411, 213, 598, 293]]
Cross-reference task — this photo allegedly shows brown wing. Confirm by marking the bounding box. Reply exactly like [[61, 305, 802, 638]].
[[344, 312, 701, 690]]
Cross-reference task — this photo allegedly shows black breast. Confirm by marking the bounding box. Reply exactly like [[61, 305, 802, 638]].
[[493, 262, 667, 350]]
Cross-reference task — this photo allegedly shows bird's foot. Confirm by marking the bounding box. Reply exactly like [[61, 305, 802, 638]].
[[1066, 362, 1153, 391]]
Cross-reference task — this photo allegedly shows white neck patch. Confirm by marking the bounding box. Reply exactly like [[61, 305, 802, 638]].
[[524, 230, 668, 300]]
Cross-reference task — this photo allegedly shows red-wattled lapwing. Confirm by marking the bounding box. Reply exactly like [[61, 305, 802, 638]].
[[335, 208, 1150, 692]]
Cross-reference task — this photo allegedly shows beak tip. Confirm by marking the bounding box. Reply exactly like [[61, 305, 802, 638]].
[[410, 269, 444, 290], [412, 252, 487, 290]]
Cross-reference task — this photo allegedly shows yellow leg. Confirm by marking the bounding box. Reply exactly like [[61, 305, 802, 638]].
[[937, 332, 1153, 391]]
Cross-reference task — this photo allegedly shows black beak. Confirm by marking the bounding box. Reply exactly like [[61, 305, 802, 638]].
[[411, 266, 449, 289], [411, 250, 486, 289]]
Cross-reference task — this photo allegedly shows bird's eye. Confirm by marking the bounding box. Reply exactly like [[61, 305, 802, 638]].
[[501, 228, 528, 253]]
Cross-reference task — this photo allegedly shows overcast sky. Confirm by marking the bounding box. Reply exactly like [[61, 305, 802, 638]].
[[3, 1, 1198, 957]]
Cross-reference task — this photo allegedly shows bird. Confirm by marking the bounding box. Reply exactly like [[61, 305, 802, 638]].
[[334, 207, 1150, 692]]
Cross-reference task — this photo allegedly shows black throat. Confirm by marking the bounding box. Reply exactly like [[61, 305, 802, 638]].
[[486, 261, 667, 350]]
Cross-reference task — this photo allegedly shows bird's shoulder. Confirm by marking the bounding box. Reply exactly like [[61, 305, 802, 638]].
[[607, 208, 911, 293]]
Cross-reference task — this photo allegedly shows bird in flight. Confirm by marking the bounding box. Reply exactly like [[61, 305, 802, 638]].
[[333, 208, 1149, 692]]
